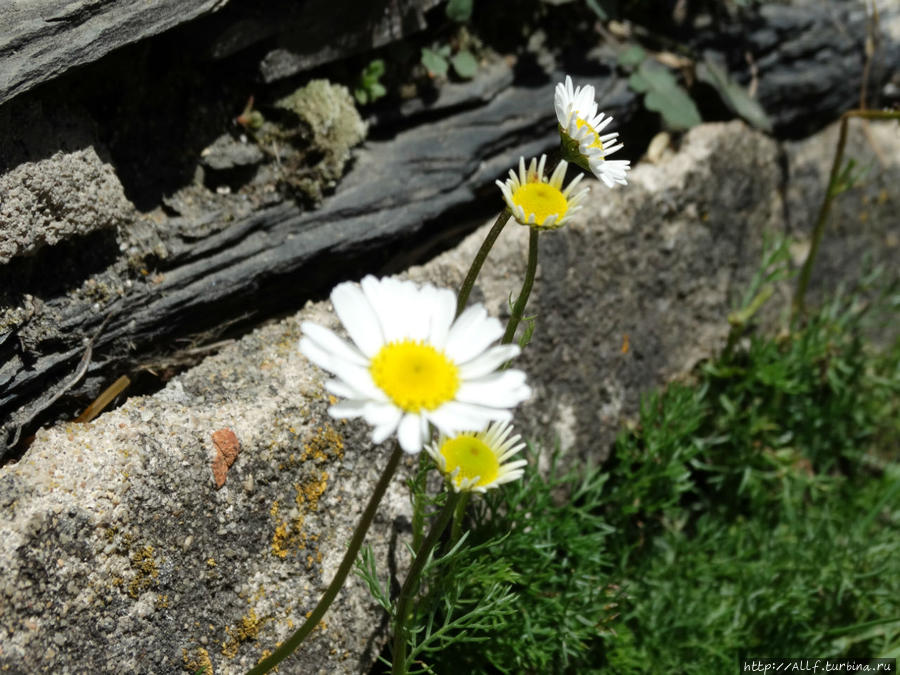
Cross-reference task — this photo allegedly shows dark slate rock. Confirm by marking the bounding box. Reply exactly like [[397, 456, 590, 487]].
[[0, 0, 228, 107], [200, 134, 265, 172], [693, 2, 900, 137]]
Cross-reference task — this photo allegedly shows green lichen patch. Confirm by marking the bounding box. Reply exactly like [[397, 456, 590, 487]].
[[256, 79, 367, 204]]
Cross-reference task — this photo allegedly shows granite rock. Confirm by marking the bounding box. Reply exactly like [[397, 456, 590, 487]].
[[1, 121, 793, 674]]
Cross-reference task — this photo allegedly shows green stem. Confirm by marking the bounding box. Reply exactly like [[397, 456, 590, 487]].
[[449, 492, 470, 547], [456, 209, 512, 317], [391, 491, 463, 675], [502, 227, 540, 345], [411, 453, 429, 552], [793, 109, 900, 320], [247, 445, 403, 675]]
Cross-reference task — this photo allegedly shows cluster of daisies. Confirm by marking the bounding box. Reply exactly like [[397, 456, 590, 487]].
[[497, 74, 630, 231], [301, 76, 628, 493]]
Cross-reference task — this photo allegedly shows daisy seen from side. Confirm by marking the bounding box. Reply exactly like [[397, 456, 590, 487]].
[[425, 421, 527, 493], [299, 275, 531, 454], [555, 75, 631, 188], [496, 154, 589, 230]]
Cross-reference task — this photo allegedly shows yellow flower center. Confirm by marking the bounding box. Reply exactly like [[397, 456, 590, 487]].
[[575, 117, 605, 154], [369, 340, 459, 412], [511, 182, 568, 226], [440, 435, 499, 488]]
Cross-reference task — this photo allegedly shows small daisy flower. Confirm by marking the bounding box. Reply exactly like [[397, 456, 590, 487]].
[[555, 75, 631, 188], [299, 276, 531, 454], [496, 154, 589, 230], [425, 421, 527, 493]]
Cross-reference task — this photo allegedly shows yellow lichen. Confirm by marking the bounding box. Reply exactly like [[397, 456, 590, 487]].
[[295, 471, 328, 511], [127, 545, 159, 598], [182, 647, 214, 675], [271, 521, 291, 559], [299, 425, 344, 463], [222, 609, 264, 659]]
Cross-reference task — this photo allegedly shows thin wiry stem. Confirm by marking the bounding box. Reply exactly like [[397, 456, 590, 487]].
[[247, 444, 403, 675], [391, 491, 463, 675], [502, 227, 540, 345], [793, 109, 900, 320], [456, 209, 512, 317]]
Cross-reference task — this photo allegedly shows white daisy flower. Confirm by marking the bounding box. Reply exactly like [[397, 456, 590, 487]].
[[554, 75, 631, 188], [425, 421, 527, 493], [299, 275, 531, 454], [495, 154, 589, 230]]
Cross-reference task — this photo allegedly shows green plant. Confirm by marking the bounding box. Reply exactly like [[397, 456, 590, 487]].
[[421, 45, 479, 80], [445, 0, 473, 22], [697, 56, 772, 132], [393, 446, 618, 674], [354, 59, 387, 105], [619, 47, 702, 131], [389, 266, 899, 674]]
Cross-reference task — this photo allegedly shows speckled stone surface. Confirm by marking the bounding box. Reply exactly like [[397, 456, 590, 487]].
[[0, 304, 412, 674]]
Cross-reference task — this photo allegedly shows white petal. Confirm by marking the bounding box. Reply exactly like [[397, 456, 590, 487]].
[[331, 281, 385, 357], [391, 279, 424, 340], [426, 286, 457, 349], [299, 336, 344, 375], [562, 172, 585, 198], [370, 406, 403, 444], [360, 276, 403, 343], [301, 322, 369, 367], [549, 160, 568, 189], [397, 413, 425, 453], [325, 379, 362, 399], [329, 400, 367, 419], [362, 401, 403, 427], [458, 344, 521, 379], [328, 359, 386, 402], [456, 370, 531, 407], [445, 305, 504, 364], [425, 402, 504, 436]]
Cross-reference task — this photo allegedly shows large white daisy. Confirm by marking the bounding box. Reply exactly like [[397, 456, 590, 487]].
[[299, 275, 531, 454], [496, 154, 589, 230], [425, 421, 527, 493], [554, 75, 631, 188]]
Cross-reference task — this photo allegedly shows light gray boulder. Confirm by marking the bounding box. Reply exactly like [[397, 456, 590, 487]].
[[5, 120, 896, 674]]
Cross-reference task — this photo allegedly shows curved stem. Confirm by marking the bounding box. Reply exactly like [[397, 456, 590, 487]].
[[391, 491, 463, 675], [502, 227, 540, 345], [793, 108, 900, 320], [456, 210, 512, 317], [248, 445, 403, 675]]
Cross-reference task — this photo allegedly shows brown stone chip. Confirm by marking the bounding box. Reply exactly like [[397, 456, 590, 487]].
[[211, 428, 240, 488]]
